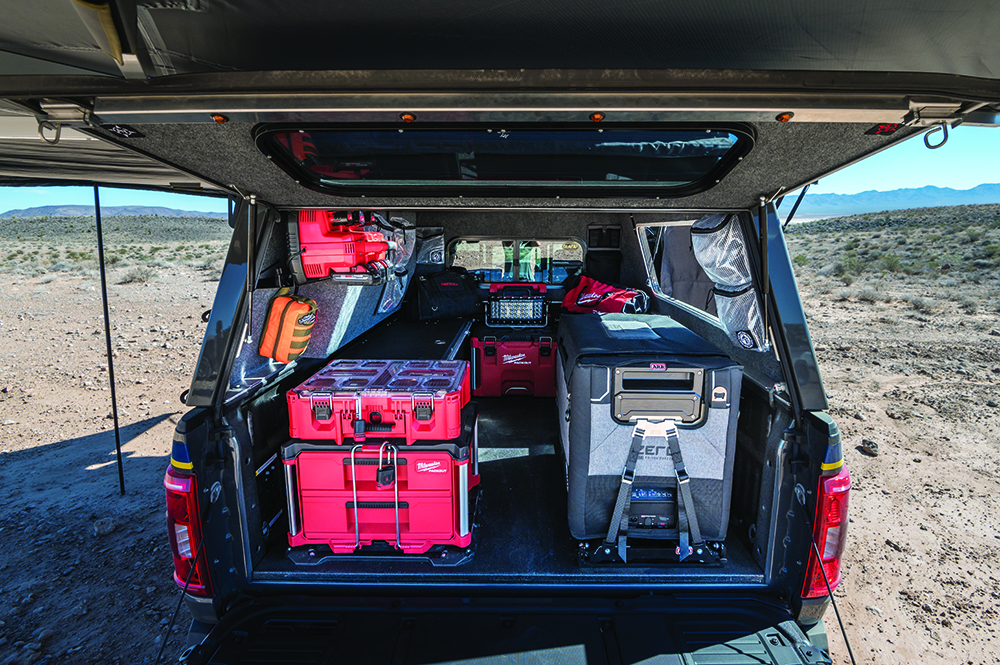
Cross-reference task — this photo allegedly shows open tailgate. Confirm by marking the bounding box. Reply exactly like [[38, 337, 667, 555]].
[[182, 595, 829, 664]]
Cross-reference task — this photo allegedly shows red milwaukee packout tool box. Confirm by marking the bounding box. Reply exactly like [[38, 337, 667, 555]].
[[290, 210, 395, 284], [471, 324, 557, 397], [283, 404, 478, 554], [287, 359, 471, 444], [484, 283, 548, 327]]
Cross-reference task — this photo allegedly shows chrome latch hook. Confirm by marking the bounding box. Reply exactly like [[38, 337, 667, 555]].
[[38, 120, 61, 145], [924, 124, 949, 150]]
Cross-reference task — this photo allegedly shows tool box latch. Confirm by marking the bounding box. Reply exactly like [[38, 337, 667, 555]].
[[412, 393, 434, 421], [310, 392, 333, 421]]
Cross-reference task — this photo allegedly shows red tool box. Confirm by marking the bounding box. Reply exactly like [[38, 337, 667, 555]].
[[283, 405, 478, 554], [471, 325, 557, 397], [287, 359, 471, 444], [290, 210, 395, 285]]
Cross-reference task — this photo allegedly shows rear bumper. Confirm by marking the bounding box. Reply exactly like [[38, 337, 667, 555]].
[[181, 594, 832, 664]]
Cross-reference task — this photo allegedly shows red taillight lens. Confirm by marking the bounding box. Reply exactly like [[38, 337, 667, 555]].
[[801, 467, 851, 599], [164, 466, 212, 597]]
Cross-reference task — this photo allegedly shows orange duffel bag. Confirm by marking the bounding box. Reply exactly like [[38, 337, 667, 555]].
[[259, 289, 318, 363]]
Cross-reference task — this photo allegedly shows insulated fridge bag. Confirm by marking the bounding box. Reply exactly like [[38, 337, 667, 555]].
[[287, 359, 471, 444], [556, 313, 743, 562]]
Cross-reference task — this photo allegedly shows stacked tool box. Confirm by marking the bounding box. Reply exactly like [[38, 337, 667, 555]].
[[283, 359, 477, 554], [471, 283, 558, 397]]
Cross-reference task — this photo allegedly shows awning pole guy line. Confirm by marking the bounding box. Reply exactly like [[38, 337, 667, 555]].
[[94, 185, 126, 496]]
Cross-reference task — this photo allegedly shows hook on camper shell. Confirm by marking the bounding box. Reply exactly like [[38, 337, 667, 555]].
[[38, 120, 61, 144], [924, 124, 949, 149]]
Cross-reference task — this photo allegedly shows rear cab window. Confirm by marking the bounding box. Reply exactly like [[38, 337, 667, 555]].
[[449, 237, 585, 283]]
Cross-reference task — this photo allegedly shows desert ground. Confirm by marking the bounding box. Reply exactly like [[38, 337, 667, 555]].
[[0, 207, 998, 664]]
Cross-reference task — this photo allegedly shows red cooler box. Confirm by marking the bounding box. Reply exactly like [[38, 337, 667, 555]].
[[471, 326, 557, 397], [283, 405, 478, 554], [287, 359, 471, 444]]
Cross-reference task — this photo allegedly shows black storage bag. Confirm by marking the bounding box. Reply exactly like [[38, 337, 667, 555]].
[[406, 267, 481, 320], [556, 313, 743, 542]]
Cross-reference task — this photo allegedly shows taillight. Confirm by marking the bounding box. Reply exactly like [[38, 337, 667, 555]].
[[801, 467, 851, 599], [164, 466, 212, 597]]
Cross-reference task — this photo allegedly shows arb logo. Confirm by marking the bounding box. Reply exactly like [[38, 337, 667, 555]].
[[650, 363, 666, 371]]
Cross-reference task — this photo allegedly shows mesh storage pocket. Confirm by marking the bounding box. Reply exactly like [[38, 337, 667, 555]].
[[713, 285, 770, 352], [690, 213, 753, 287]]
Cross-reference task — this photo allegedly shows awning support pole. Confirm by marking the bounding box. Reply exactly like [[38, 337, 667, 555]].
[[758, 197, 769, 334], [94, 185, 126, 496]]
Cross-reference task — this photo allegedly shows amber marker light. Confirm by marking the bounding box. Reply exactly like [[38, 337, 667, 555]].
[[775, 112, 794, 123], [211, 114, 229, 124], [589, 112, 606, 122], [400, 113, 417, 123]]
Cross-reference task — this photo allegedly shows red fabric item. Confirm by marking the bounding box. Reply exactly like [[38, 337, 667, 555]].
[[562, 275, 649, 314]]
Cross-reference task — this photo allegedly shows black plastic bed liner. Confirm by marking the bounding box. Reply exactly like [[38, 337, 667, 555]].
[[253, 397, 764, 591], [183, 594, 828, 665]]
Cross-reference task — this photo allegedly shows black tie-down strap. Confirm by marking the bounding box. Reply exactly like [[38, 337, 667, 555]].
[[594, 420, 704, 563]]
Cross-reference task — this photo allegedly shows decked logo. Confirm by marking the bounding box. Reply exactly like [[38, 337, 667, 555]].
[[502, 353, 531, 365], [415, 461, 446, 474]]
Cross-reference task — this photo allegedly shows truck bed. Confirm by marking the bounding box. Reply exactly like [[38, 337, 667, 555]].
[[253, 397, 764, 591]]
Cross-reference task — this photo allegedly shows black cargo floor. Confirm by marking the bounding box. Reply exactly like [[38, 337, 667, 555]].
[[254, 398, 764, 590]]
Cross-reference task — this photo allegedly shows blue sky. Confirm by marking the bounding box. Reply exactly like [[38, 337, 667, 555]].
[[0, 126, 998, 213], [808, 125, 1000, 194], [0, 186, 229, 215]]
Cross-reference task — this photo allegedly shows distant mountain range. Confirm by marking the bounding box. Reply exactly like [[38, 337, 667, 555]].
[[794, 183, 1000, 217], [3, 185, 998, 221], [0, 205, 227, 219]]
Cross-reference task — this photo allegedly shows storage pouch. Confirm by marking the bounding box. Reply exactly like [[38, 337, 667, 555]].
[[690, 213, 753, 287], [712, 285, 769, 352], [406, 267, 481, 320], [259, 290, 318, 363]]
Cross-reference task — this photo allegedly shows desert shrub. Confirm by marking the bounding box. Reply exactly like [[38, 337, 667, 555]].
[[842, 255, 866, 275], [855, 288, 877, 303], [880, 254, 902, 272], [793, 254, 808, 266], [841, 274, 855, 286], [843, 238, 860, 251], [966, 228, 985, 243], [907, 296, 938, 312], [39, 273, 59, 284], [120, 266, 155, 284], [958, 297, 978, 314], [835, 289, 853, 301], [878, 314, 899, 325], [105, 254, 121, 265]]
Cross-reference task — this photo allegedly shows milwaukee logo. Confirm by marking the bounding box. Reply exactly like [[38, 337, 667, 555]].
[[502, 353, 532, 365], [415, 461, 446, 474], [576, 292, 603, 305]]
